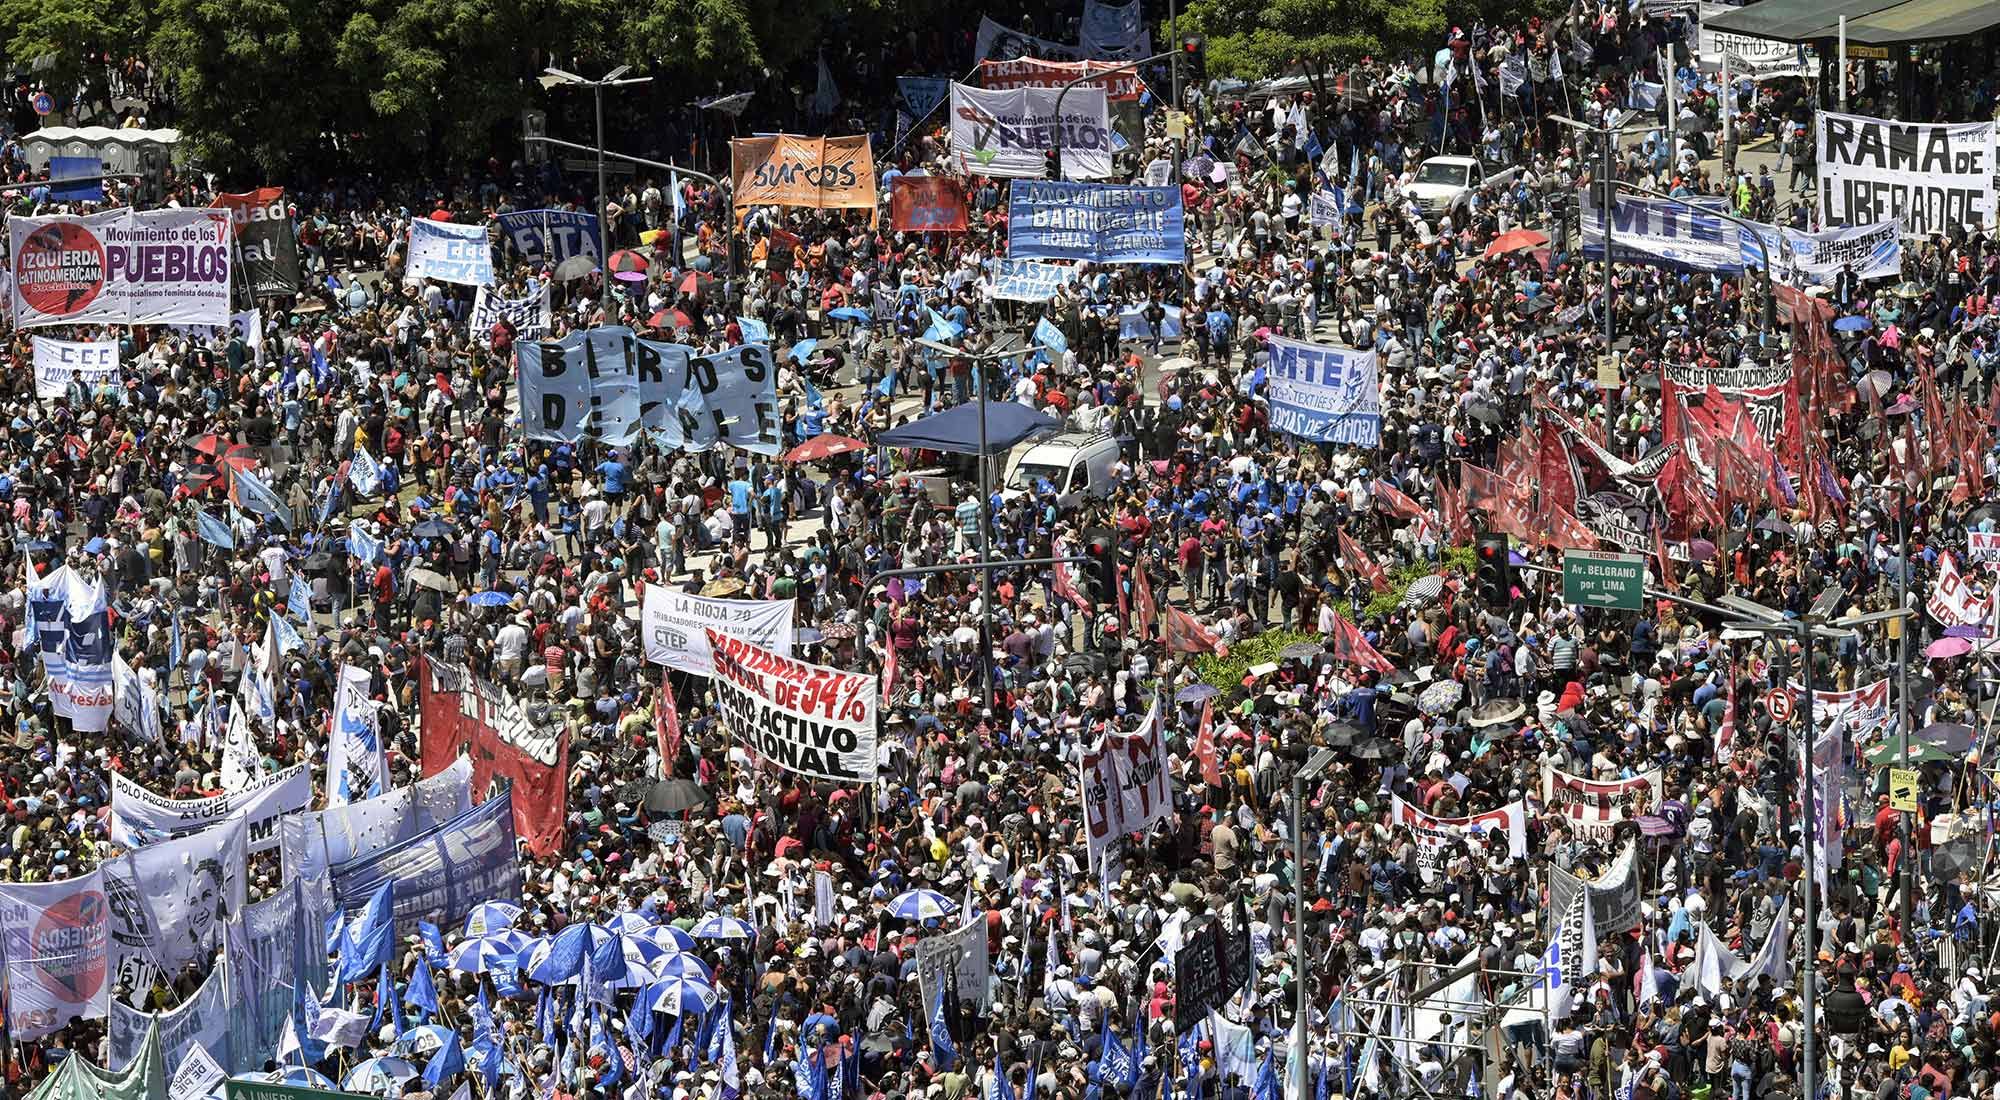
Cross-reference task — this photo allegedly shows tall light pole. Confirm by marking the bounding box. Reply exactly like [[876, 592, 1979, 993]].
[[1292, 749, 1337, 1099], [542, 65, 653, 310], [914, 334, 1028, 741], [1551, 115, 1659, 442], [1615, 182, 1777, 341], [1052, 49, 1183, 179]]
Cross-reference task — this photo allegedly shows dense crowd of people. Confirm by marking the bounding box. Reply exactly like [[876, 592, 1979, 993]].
[[0, 3, 1998, 1100]]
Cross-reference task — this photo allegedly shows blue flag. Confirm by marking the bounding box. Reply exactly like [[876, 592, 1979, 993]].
[[472, 985, 503, 1091], [764, 1003, 780, 1063], [927, 985, 957, 1071], [418, 921, 448, 970], [338, 880, 397, 983], [803, 377, 826, 409], [1033, 317, 1068, 355], [348, 523, 381, 564], [1252, 1051, 1277, 1100], [989, 1052, 1019, 1100], [737, 316, 770, 343], [406, 958, 440, 1019], [231, 465, 294, 528], [271, 611, 304, 657], [366, 960, 400, 1035], [196, 511, 235, 549], [311, 345, 330, 386], [169, 613, 184, 670], [425, 1024, 466, 1088], [349, 448, 384, 497], [289, 574, 312, 621], [720, 1008, 742, 1100], [1098, 1016, 1137, 1089]]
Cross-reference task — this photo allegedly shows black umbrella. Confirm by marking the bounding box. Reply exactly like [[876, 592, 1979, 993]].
[[1349, 739, 1395, 760], [1322, 723, 1363, 747], [1465, 402, 1505, 426], [645, 778, 709, 814]]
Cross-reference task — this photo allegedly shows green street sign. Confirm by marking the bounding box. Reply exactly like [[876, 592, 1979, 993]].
[[1562, 549, 1646, 611], [225, 1081, 376, 1100]]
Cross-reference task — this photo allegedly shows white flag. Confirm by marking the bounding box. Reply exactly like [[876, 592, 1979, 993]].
[[168, 1041, 227, 1100]]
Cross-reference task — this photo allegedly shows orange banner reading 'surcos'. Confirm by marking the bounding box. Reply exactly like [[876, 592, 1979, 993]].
[[729, 135, 878, 223]]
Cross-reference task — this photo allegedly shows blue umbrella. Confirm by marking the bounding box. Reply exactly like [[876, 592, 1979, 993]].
[[646, 975, 719, 1016], [447, 929, 533, 974], [1833, 314, 1873, 333], [467, 590, 511, 607], [525, 922, 615, 983], [652, 952, 714, 982], [689, 915, 756, 940], [463, 901, 524, 937], [789, 340, 819, 363], [642, 925, 698, 952], [343, 1057, 420, 1096], [827, 306, 872, 323], [604, 911, 655, 935], [1174, 683, 1220, 704], [885, 889, 956, 922]]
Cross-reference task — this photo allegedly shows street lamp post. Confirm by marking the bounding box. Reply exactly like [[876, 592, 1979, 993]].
[[542, 66, 654, 311], [1614, 182, 1777, 341], [524, 134, 733, 279], [1551, 115, 1649, 441], [914, 335, 1029, 742], [1292, 749, 1338, 1095], [1052, 50, 1182, 179]]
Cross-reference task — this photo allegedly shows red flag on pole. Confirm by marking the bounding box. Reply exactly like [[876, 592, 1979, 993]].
[[1194, 698, 1222, 787], [1337, 529, 1391, 593], [1052, 560, 1091, 611], [1165, 606, 1225, 654], [1328, 609, 1395, 675], [1133, 561, 1157, 639], [655, 671, 683, 778]]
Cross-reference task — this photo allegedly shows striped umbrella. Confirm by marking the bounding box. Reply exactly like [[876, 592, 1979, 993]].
[[642, 924, 698, 952], [885, 889, 956, 922], [446, 929, 533, 974], [646, 975, 719, 1016], [689, 915, 756, 940], [462, 901, 524, 938]]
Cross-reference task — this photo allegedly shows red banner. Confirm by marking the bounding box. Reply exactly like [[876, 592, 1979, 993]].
[[419, 656, 569, 858], [890, 177, 969, 233], [1165, 606, 1223, 654], [656, 670, 682, 778]]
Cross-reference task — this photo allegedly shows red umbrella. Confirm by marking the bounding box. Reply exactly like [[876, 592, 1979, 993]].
[[679, 270, 716, 297], [188, 434, 224, 456], [1482, 228, 1549, 259], [607, 250, 648, 275], [783, 434, 869, 464], [648, 308, 693, 331]]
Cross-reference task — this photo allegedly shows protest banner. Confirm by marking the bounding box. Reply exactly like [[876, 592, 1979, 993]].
[[1970, 529, 2000, 567], [1796, 677, 1891, 737], [102, 818, 248, 999], [495, 208, 602, 264], [705, 628, 878, 782], [279, 757, 474, 925], [1541, 767, 1663, 837], [949, 83, 1114, 179], [325, 665, 386, 806], [1387, 796, 1528, 881], [986, 257, 1077, 301], [896, 76, 951, 118], [914, 919, 993, 1018], [469, 283, 551, 341], [1660, 358, 1802, 467], [1079, 0, 1146, 60], [32, 336, 119, 399], [212, 188, 302, 297], [404, 218, 494, 285], [223, 879, 322, 1075], [108, 966, 230, 1079], [1547, 842, 1643, 934], [1694, 3, 1813, 77], [0, 872, 111, 1040], [418, 658, 568, 857], [1581, 194, 1743, 272], [730, 135, 878, 221], [1079, 699, 1174, 866], [1817, 112, 1996, 236], [109, 764, 309, 854], [976, 16, 1082, 61], [1929, 551, 1990, 627], [330, 793, 522, 936], [1008, 181, 1184, 264], [1171, 907, 1252, 1032], [1117, 303, 1182, 340], [10, 208, 232, 327], [978, 58, 1142, 100], [641, 584, 795, 676], [1264, 335, 1383, 445], [1743, 218, 1902, 286], [517, 327, 779, 454], [890, 176, 970, 232]]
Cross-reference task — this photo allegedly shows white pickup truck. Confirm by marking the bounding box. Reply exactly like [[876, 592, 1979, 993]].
[[1403, 155, 1521, 223]]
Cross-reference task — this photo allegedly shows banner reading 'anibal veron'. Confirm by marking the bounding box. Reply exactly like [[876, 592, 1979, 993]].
[[9, 208, 232, 328], [730, 135, 878, 223], [705, 627, 878, 782], [1816, 111, 1997, 237]]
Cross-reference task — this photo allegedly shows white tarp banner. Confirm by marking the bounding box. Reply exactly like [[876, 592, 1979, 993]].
[[111, 652, 163, 743], [109, 764, 309, 855], [1540, 766, 1664, 837], [1080, 699, 1174, 866], [1388, 796, 1528, 881], [1743, 217, 1903, 286], [9, 208, 233, 328], [641, 585, 795, 676], [32, 336, 119, 399], [914, 919, 993, 1017], [404, 217, 495, 286], [0, 872, 111, 1040], [949, 82, 1114, 180], [1547, 841, 1643, 934], [705, 628, 878, 783], [1930, 550, 1990, 627], [102, 818, 248, 1000], [1695, 3, 1813, 77], [1817, 112, 1998, 237], [324, 664, 386, 806], [470, 283, 551, 342]]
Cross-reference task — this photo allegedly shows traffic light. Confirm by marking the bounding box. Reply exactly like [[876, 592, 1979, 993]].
[[1081, 527, 1119, 603], [1474, 531, 1511, 609], [1181, 36, 1206, 87]]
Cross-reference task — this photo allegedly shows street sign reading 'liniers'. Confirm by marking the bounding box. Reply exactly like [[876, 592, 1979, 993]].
[[1562, 549, 1646, 611]]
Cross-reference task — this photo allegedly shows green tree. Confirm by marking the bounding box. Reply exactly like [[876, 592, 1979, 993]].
[[1182, 0, 1445, 98], [149, 0, 347, 174], [0, 0, 151, 122]]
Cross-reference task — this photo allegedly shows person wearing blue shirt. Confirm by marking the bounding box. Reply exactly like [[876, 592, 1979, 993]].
[[727, 476, 754, 546], [596, 455, 628, 502]]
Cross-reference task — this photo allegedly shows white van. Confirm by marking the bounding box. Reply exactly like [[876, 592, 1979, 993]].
[[1003, 430, 1123, 507]]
